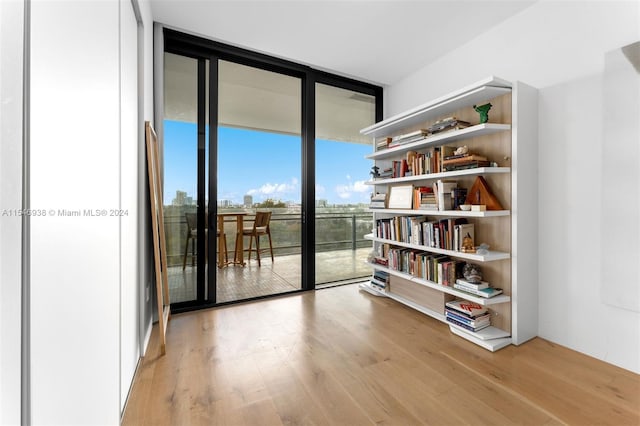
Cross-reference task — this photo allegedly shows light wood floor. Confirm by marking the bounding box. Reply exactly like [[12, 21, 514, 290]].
[[122, 284, 640, 426]]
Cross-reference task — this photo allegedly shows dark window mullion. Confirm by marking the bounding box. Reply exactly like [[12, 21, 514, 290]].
[[207, 56, 219, 303], [196, 58, 206, 302]]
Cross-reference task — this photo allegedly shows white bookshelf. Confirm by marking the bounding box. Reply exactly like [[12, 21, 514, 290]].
[[360, 76, 539, 351]]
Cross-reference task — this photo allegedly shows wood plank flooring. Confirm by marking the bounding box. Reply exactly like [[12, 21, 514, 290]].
[[122, 284, 640, 426]]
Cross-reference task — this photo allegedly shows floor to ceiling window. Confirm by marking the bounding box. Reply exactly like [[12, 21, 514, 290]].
[[314, 83, 377, 287], [160, 28, 381, 312], [216, 60, 303, 303]]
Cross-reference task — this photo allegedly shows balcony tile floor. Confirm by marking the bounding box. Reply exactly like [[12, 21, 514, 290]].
[[167, 247, 371, 304]]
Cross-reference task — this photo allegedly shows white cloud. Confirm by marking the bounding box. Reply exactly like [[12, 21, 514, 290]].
[[247, 178, 298, 199], [353, 181, 368, 193], [335, 180, 369, 200], [316, 184, 326, 195]]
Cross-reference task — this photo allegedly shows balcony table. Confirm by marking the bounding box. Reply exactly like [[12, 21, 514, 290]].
[[217, 212, 247, 268]]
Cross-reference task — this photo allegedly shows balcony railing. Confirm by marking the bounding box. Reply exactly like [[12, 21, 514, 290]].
[[163, 208, 373, 267]]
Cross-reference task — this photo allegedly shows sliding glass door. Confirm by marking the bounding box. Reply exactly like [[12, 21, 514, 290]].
[[162, 28, 381, 311], [162, 52, 204, 305], [214, 60, 303, 303]]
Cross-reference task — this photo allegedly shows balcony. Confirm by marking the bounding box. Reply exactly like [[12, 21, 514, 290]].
[[164, 209, 373, 304]]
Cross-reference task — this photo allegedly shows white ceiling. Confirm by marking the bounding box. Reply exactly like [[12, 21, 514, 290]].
[[150, 0, 536, 86]]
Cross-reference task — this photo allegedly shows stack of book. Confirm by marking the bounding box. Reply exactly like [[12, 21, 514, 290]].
[[413, 186, 437, 210], [376, 137, 392, 151], [453, 278, 504, 298], [369, 193, 387, 209], [445, 299, 491, 332], [442, 153, 490, 171], [428, 117, 471, 135], [388, 129, 429, 148], [377, 167, 393, 179], [370, 270, 389, 291]]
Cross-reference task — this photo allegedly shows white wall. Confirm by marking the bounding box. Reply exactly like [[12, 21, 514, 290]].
[[387, 0, 640, 373], [0, 1, 24, 424], [29, 0, 155, 423], [121, 0, 140, 411], [30, 0, 121, 423]]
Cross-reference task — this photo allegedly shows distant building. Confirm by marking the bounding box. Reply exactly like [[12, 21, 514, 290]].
[[172, 190, 187, 206], [243, 195, 253, 207], [218, 199, 232, 208], [316, 199, 328, 208]]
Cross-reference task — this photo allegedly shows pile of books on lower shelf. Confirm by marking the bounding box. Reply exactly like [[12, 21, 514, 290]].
[[453, 278, 503, 298], [445, 299, 491, 332], [370, 270, 389, 292]]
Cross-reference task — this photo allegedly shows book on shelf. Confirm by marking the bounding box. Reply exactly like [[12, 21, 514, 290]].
[[445, 299, 488, 317], [388, 129, 429, 147], [451, 188, 468, 210], [428, 117, 471, 135], [452, 283, 504, 298], [445, 310, 491, 328], [454, 278, 489, 290], [436, 179, 457, 211], [453, 223, 474, 252], [439, 146, 456, 173], [369, 192, 387, 209], [370, 270, 390, 291], [446, 316, 490, 333], [442, 154, 488, 165], [376, 137, 392, 151], [413, 186, 436, 210], [444, 160, 491, 172]]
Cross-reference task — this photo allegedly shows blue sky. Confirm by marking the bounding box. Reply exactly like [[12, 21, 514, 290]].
[[163, 120, 372, 205]]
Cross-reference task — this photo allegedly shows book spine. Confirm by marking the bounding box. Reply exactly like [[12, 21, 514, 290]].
[[453, 283, 489, 297], [445, 317, 488, 333]]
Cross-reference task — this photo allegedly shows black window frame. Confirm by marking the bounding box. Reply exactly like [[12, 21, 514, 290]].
[[163, 28, 383, 313]]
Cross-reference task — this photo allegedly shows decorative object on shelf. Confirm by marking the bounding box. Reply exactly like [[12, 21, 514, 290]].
[[473, 103, 493, 123], [463, 262, 483, 283], [370, 165, 380, 178], [461, 233, 476, 253], [471, 205, 487, 212], [476, 243, 490, 255], [459, 204, 471, 211], [387, 185, 413, 209], [454, 145, 469, 156], [452, 188, 468, 210], [465, 176, 503, 210]]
